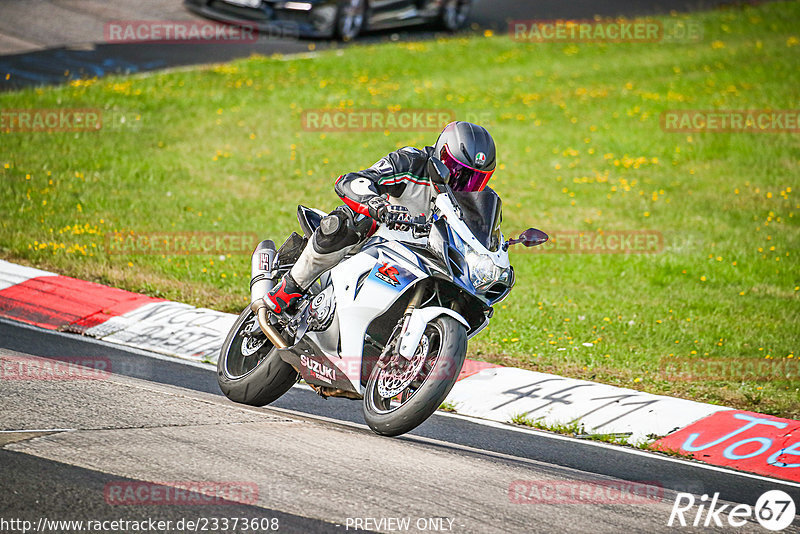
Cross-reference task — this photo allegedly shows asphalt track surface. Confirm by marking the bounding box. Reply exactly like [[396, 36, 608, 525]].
[[2, 318, 799, 533], [0, 0, 742, 90], [0, 449, 347, 533]]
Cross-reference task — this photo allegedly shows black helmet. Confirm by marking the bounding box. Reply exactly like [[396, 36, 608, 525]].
[[433, 121, 496, 192]]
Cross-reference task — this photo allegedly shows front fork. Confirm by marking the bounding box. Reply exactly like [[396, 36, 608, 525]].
[[377, 282, 427, 369]]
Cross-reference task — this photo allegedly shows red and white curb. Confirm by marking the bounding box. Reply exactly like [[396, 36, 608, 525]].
[[0, 259, 797, 483]]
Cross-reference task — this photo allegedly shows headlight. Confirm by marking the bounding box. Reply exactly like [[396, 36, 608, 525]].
[[451, 230, 511, 290], [466, 250, 496, 288], [465, 249, 511, 290]]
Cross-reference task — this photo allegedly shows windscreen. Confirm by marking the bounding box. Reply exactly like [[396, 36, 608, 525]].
[[451, 187, 503, 252]]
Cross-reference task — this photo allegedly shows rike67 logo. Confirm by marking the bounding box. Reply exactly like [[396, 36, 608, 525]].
[[668, 490, 796, 531]]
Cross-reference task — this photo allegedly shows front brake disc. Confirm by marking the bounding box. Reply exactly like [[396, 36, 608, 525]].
[[376, 335, 430, 399]]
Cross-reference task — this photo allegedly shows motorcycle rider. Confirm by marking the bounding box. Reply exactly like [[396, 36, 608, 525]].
[[264, 121, 497, 314]]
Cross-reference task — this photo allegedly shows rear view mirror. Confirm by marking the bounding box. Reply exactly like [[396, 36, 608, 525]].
[[505, 228, 548, 249], [427, 157, 451, 187]]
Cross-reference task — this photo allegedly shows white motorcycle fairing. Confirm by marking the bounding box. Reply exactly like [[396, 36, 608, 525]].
[[279, 235, 469, 396]]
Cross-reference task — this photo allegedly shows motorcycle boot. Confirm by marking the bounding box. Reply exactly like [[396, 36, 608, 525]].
[[264, 272, 304, 315], [265, 206, 371, 315]]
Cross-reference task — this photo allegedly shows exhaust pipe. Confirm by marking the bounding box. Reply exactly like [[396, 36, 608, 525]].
[[250, 240, 276, 303], [249, 240, 289, 349], [255, 304, 288, 349]]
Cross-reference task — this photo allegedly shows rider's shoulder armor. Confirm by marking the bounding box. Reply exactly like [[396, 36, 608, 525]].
[[335, 146, 435, 218]]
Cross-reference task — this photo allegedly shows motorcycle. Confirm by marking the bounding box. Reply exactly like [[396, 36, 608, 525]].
[[217, 158, 548, 436]]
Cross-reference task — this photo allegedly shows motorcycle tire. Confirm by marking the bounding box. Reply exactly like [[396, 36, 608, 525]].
[[217, 307, 298, 406], [363, 316, 467, 436]]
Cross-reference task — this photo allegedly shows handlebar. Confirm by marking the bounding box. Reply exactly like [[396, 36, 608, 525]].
[[383, 213, 431, 237]]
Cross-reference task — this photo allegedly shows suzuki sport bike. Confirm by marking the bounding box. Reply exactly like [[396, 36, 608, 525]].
[[217, 158, 547, 436]]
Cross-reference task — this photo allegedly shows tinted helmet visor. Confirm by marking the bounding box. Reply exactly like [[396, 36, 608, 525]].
[[440, 144, 494, 192]]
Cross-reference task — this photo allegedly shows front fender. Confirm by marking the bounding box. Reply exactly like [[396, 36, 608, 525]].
[[398, 306, 469, 359]]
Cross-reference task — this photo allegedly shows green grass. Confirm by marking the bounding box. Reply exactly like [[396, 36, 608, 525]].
[[510, 413, 584, 435], [438, 400, 459, 413], [510, 413, 703, 454], [643, 443, 696, 460], [1, 2, 798, 416]]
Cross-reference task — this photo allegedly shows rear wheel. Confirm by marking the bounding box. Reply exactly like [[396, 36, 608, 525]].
[[336, 0, 366, 41], [363, 316, 467, 436], [217, 307, 298, 406]]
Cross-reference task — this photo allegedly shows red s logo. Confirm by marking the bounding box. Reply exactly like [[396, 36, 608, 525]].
[[377, 263, 400, 286]]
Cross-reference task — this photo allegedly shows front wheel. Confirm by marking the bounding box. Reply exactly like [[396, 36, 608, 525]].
[[363, 316, 467, 436], [439, 0, 472, 31], [217, 307, 298, 406]]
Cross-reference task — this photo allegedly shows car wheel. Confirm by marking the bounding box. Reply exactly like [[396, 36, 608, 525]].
[[440, 0, 471, 31], [336, 0, 366, 41]]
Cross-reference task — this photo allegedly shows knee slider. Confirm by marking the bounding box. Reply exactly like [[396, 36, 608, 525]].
[[319, 213, 341, 237], [312, 210, 359, 254]]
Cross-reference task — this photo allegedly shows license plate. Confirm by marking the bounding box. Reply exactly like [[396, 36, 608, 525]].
[[222, 0, 262, 8]]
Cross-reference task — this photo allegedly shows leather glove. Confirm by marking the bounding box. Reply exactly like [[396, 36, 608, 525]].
[[366, 196, 390, 221], [365, 197, 411, 231], [384, 204, 412, 231]]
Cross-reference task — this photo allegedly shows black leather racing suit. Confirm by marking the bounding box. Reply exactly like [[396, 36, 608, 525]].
[[289, 145, 435, 289]]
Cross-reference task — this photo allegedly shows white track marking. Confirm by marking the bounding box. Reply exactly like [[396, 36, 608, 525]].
[[0, 429, 75, 433]]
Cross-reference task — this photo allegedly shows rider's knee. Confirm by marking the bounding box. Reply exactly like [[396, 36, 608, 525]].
[[312, 207, 361, 254]]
